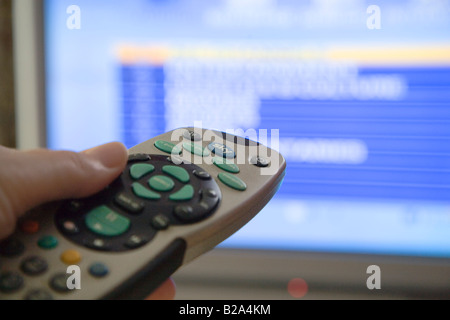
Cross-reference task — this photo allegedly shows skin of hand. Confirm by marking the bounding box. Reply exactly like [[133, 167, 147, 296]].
[[0, 141, 175, 299]]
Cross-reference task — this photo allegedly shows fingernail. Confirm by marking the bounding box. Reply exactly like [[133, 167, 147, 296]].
[[82, 142, 128, 169]]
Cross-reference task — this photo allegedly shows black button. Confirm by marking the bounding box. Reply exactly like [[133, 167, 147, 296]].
[[89, 262, 109, 278], [173, 205, 195, 222], [61, 220, 80, 235], [183, 130, 202, 141], [0, 272, 24, 293], [21, 256, 48, 276], [68, 200, 83, 212], [114, 192, 145, 214], [128, 153, 151, 162], [24, 289, 53, 300], [250, 155, 270, 167], [49, 273, 71, 293], [0, 238, 25, 257], [124, 235, 148, 249], [202, 188, 217, 199], [84, 238, 111, 251], [174, 204, 211, 223], [151, 214, 170, 230], [193, 169, 211, 180]]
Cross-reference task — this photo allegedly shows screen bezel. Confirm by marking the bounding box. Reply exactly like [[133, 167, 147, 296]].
[[12, 0, 450, 299]]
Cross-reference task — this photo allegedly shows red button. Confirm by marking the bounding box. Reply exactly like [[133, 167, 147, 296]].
[[20, 220, 40, 234]]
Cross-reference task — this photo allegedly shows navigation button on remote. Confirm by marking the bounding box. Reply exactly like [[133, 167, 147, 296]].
[[85, 206, 130, 237], [132, 182, 161, 200], [249, 155, 270, 167], [130, 163, 155, 179], [149, 175, 175, 192], [169, 185, 194, 201], [163, 165, 190, 183]]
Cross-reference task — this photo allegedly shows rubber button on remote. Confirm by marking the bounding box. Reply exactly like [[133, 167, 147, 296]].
[[208, 142, 235, 159], [154, 140, 182, 155], [89, 262, 109, 278], [212, 157, 240, 173], [85, 205, 130, 237], [0, 272, 24, 293], [49, 273, 71, 293], [61, 249, 82, 265], [151, 214, 170, 230], [169, 185, 194, 201], [149, 175, 175, 192], [124, 235, 148, 249], [85, 238, 109, 251], [21, 256, 48, 275], [37, 235, 58, 249], [163, 165, 190, 183], [218, 172, 247, 191], [19, 220, 40, 234], [132, 182, 161, 200], [130, 163, 155, 179], [183, 142, 210, 157], [114, 192, 145, 213], [183, 129, 202, 141], [61, 220, 80, 235]]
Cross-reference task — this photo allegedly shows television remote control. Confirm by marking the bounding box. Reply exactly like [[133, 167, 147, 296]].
[[0, 127, 286, 300]]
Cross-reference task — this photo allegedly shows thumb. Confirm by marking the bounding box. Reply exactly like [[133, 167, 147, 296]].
[[0, 142, 128, 239]]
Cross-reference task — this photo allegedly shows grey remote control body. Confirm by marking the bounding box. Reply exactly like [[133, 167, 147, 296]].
[[0, 127, 286, 300]]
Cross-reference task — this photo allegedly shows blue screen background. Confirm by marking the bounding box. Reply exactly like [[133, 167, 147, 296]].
[[44, 0, 450, 258]]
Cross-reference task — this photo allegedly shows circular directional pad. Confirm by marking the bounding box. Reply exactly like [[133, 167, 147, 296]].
[[55, 154, 221, 252]]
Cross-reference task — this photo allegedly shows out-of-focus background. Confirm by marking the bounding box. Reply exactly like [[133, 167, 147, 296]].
[[0, 0, 15, 148]]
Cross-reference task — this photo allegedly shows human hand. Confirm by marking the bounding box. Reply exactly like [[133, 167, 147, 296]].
[[0, 142, 175, 299]]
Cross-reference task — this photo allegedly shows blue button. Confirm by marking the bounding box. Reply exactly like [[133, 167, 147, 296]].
[[207, 142, 235, 159], [89, 262, 109, 278]]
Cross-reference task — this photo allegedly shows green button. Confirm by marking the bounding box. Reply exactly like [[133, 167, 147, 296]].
[[132, 182, 161, 200], [162, 165, 190, 183], [154, 140, 182, 155], [212, 157, 240, 173], [149, 175, 175, 192], [182, 142, 210, 157], [218, 172, 247, 191], [130, 163, 155, 179], [169, 185, 195, 201], [37, 235, 58, 249], [85, 205, 130, 237]]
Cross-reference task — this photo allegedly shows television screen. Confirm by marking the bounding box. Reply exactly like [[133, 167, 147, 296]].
[[43, 0, 450, 259]]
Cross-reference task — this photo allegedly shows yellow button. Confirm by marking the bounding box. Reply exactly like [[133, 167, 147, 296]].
[[61, 249, 82, 265]]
